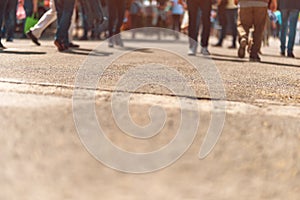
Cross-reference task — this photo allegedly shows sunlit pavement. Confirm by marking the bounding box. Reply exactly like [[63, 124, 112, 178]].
[[0, 35, 299, 200]]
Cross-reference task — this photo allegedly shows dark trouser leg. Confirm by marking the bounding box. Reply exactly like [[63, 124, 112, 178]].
[[252, 7, 267, 56], [115, 0, 125, 35], [226, 8, 238, 47], [200, 0, 211, 47], [217, 9, 227, 45], [5, 0, 18, 40], [0, 0, 9, 43], [55, 0, 75, 45], [107, 0, 116, 37], [237, 7, 253, 43], [187, 0, 201, 48]]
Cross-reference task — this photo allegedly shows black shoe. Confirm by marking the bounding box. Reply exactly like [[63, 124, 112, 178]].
[[79, 36, 88, 41], [228, 45, 236, 49], [287, 52, 295, 58], [26, 31, 41, 46], [280, 52, 285, 56], [250, 54, 261, 62], [69, 42, 80, 48], [213, 43, 222, 47], [54, 39, 68, 52], [0, 42, 6, 49], [6, 37, 13, 42]]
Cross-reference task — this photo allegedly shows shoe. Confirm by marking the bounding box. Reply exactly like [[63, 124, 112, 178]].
[[188, 44, 197, 56], [79, 36, 88, 41], [54, 39, 68, 52], [201, 47, 210, 56], [228, 45, 236, 49], [0, 42, 6, 49], [280, 52, 285, 56], [249, 54, 261, 62], [238, 38, 247, 58], [26, 30, 41, 46], [108, 38, 114, 48], [69, 42, 80, 48], [287, 52, 295, 58], [213, 43, 222, 47], [115, 35, 124, 47], [6, 37, 13, 42]]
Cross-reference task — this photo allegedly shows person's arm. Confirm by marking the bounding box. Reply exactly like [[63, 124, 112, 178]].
[[269, 0, 277, 11], [33, 0, 38, 13]]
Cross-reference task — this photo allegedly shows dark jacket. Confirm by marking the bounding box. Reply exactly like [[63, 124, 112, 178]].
[[278, 0, 300, 10]]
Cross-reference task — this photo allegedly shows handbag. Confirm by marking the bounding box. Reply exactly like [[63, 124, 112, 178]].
[[24, 13, 39, 34]]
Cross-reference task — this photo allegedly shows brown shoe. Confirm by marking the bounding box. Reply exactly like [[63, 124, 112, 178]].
[[238, 38, 247, 58], [54, 39, 68, 52]]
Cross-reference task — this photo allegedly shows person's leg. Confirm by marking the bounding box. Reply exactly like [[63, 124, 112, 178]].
[[0, 0, 9, 47], [187, 0, 200, 48], [216, 8, 227, 46], [60, 0, 75, 45], [237, 7, 253, 58], [115, 0, 125, 35], [226, 8, 238, 48], [30, 0, 57, 39], [287, 9, 300, 56], [23, 0, 33, 35], [279, 9, 289, 55], [199, 0, 211, 48], [5, 0, 18, 41], [107, 0, 116, 37], [251, 6, 267, 60]]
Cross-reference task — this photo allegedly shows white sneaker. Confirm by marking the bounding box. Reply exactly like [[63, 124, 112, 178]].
[[200, 47, 210, 56], [188, 45, 197, 56], [108, 38, 114, 48]]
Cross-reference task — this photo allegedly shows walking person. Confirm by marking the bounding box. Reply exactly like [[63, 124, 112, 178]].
[[214, 0, 238, 48], [187, 0, 212, 56], [2, 0, 18, 42], [171, 0, 185, 39], [278, 0, 300, 58], [27, 0, 78, 47], [107, 0, 126, 47], [235, 0, 277, 62], [0, 0, 9, 49]]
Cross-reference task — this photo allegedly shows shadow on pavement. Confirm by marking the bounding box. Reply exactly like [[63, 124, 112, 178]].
[[0, 50, 46, 55], [211, 53, 300, 68], [62, 49, 112, 56]]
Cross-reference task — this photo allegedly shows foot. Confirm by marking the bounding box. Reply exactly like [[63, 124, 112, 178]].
[[115, 35, 124, 47], [108, 38, 114, 48], [249, 54, 261, 62], [54, 39, 68, 52], [26, 30, 41, 46], [228, 45, 236, 49], [287, 52, 295, 58], [188, 43, 197, 56], [79, 36, 88, 41], [212, 43, 222, 47], [280, 51, 285, 56], [201, 47, 210, 56], [0, 42, 6, 49], [238, 38, 247, 58], [69, 42, 80, 48], [6, 37, 13, 42]]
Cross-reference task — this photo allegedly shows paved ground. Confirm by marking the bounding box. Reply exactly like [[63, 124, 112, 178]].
[[0, 34, 299, 200]]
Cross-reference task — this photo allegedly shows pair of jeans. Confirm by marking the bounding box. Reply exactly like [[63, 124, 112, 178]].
[[280, 9, 300, 54], [54, 0, 75, 45], [187, 0, 211, 48], [107, 0, 125, 37], [3, 0, 18, 40], [0, 0, 9, 41]]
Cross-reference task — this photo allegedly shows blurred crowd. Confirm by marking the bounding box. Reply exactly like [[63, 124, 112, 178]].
[[0, 0, 300, 61]]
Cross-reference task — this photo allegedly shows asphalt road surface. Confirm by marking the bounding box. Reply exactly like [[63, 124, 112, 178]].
[[0, 34, 299, 200]]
